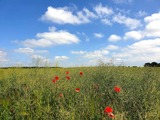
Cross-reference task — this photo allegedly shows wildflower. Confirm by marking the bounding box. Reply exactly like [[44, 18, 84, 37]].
[[104, 106, 115, 118], [75, 88, 80, 92], [55, 76, 59, 80], [79, 71, 83, 76], [66, 76, 70, 80], [108, 112, 115, 118], [104, 106, 113, 113], [114, 86, 121, 93], [60, 93, 63, 97], [52, 79, 57, 83], [66, 71, 69, 74]]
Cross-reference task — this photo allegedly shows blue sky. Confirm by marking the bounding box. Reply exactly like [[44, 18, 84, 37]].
[[0, 0, 160, 67]]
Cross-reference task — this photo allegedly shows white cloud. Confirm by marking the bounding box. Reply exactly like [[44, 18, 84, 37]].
[[41, 6, 94, 25], [15, 48, 48, 54], [94, 33, 104, 38], [145, 20, 160, 37], [113, 13, 141, 29], [0, 50, 8, 62], [124, 31, 144, 40], [144, 12, 160, 23], [83, 49, 109, 58], [15, 48, 34, 54], [144, 12, 160, 37], [101, 19, 112, 25], [113, 38, 160, 65], [120, 12, 160, 40], [71, 50, 86, 54], [108, 34, 121, 42], [54, 56, 69, 61], [22, 28, 80, 47], [94, 3, 113, 18], [82, 8, 97, 18], [0, 50, 7, 56], [105, 45, 119, 50], [137, 11, 147, 17]]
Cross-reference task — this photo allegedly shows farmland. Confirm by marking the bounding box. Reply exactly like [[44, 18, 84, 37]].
[[0, 66, 160, 120]]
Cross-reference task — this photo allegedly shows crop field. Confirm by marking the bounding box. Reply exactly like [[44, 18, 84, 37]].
[[0, 66, 160, 120]]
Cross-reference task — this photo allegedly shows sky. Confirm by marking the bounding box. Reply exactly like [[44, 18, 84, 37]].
[[0, 0, 160, 67]]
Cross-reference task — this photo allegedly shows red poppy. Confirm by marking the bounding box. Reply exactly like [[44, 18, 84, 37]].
[[104, 106, 113, 113], [55, 76, 59, 80], [79, 71, 83, 76], [66, 76, 70, 80], [75, 88, 80, 92], [114, 86, 121, 93], [66, 71, 69, 74], [52, 79, 57, 83], [60, 93, 63, 97], [108, 112, 115, 118]]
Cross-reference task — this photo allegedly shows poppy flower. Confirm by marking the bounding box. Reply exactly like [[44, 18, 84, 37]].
[[75, 88, 80, 92], [55, 76, 59, 80], [66, 76, 70, 80], [66, 71, 69, 74], [52, 79, 57, 84], [108, 112, 115, 118], [104, 106, 113, 113], [114, 86, 121, 93], [59, 93, 63, 97], [79, 71, 83, 76]]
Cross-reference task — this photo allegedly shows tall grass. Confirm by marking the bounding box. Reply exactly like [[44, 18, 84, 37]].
[[0, 67, 160, 120]]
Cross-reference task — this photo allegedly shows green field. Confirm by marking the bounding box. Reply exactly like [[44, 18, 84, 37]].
[[0, 66, 160, 120]]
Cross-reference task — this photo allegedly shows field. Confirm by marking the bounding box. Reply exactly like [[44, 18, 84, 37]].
[[0, 66, 160, 120]]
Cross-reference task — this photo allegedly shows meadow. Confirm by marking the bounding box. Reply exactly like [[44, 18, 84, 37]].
[[0, 66, 160, 120]]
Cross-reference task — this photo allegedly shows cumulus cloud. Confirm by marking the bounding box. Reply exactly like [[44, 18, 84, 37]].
[[137, 11, 147, 17], [105, 45, 119, 50], [108, 34, 121, 42], [15, 48, 48, 54], [71, 50, 86, 54], [83, 49, 109, 59], [101, 19, 112, 25], [41, 6, 95, 25], [0, 50, 8, 62], [94, 3, 113, 18], [94, 33, 104, 38], [144, 12, 160, 23], [113, 13, 141, 29], [22, 28, 80, 48], [15, 48, 34, 54], [82, 8, 97, 18], [124, 31, 144, 40], [144, 12, 160, 37], [113, 38, 160, 65], [71, 48, 109, 60], [120, 12, 160, 41], [54, 56, 69, 61]]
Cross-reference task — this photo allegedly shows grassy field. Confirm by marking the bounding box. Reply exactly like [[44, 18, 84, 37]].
[[0, 66, 160, 120]]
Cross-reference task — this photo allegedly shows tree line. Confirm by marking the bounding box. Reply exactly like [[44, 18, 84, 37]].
[[144, 62, 160, 67]]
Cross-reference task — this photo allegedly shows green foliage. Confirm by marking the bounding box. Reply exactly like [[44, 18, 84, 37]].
[[0, 67, 159, 120]]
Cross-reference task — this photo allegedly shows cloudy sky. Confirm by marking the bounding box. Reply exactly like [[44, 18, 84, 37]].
[[0, 0, 160, 67]]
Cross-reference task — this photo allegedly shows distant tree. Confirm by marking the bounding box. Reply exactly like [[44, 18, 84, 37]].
[[144, 62, 151, 67], [151, 62, 158, 67], [144, 62, 160, 67]]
